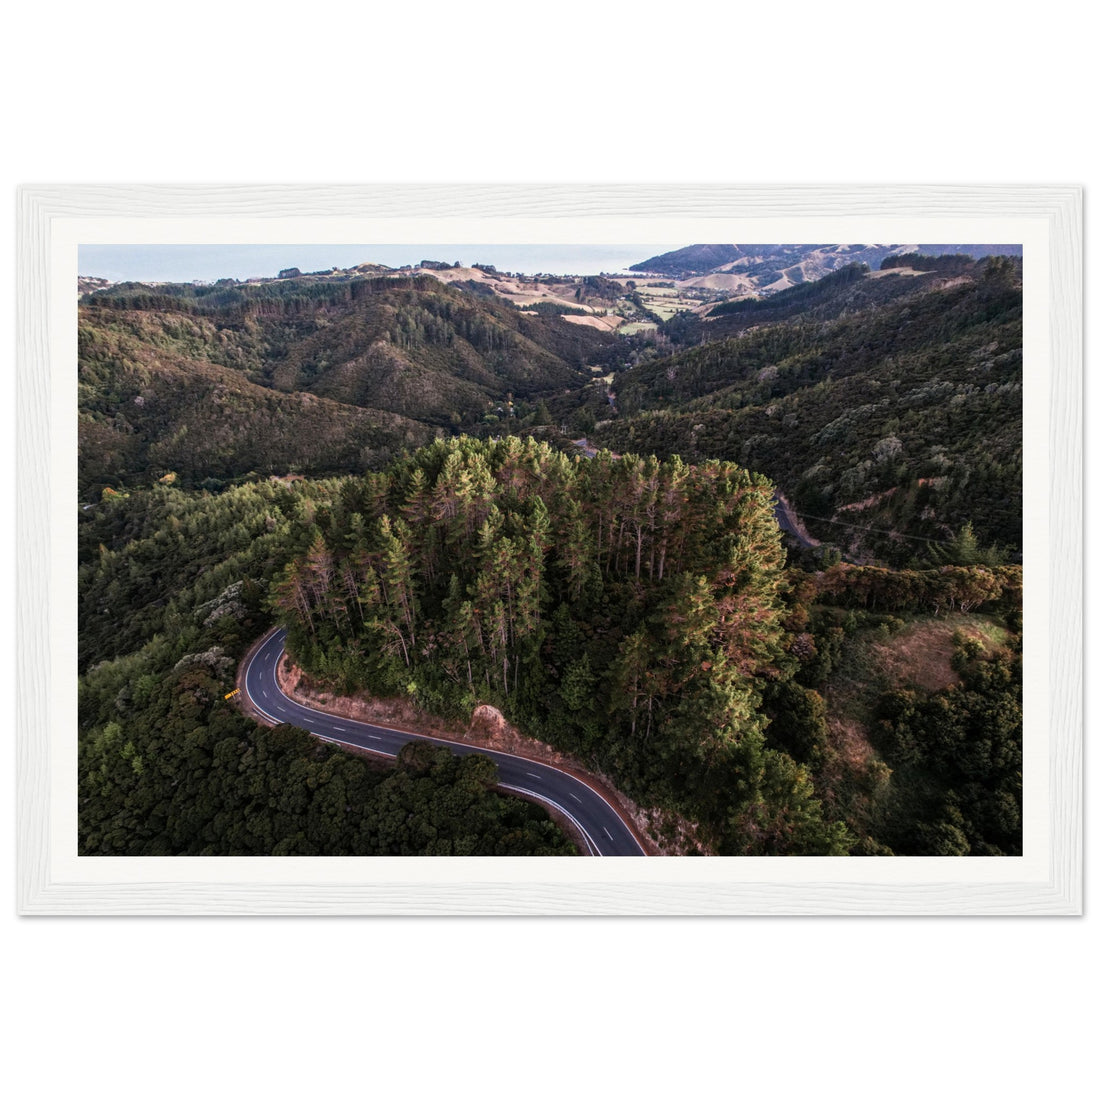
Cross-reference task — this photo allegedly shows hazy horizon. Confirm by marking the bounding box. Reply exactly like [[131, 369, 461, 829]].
[[78, 243, 673, 283]]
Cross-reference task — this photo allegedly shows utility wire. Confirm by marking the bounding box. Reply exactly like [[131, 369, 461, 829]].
[[791, 510, 958, 546]]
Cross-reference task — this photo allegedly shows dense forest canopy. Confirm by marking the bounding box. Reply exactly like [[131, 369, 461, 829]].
[[269, 436, 845, 853], [77, 250, 1024, 857], [593, 256, 1022, 564], [77, 474, 577, 856], [78, 274, 616, 495]]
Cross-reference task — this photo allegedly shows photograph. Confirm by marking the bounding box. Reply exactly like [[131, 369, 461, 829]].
[[17, 184, 1082, 913], [75, 239, 1027, 860]]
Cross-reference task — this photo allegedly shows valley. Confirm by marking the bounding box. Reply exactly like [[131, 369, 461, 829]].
[[77, 242, 1023, 858]]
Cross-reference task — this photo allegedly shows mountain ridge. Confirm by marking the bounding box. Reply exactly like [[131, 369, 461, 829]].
[[629, 242, 1024, 285]]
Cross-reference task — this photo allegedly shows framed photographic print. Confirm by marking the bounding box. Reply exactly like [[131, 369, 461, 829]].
[[16, 183, 1082, 914]]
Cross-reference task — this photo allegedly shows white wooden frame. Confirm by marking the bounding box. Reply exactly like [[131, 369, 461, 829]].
[[17, 184, 1082, 915]]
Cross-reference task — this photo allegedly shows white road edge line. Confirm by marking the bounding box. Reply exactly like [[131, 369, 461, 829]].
[[499, 785, 600, 856], [244, 629, 645, 856], [313, 733, 396, 759]]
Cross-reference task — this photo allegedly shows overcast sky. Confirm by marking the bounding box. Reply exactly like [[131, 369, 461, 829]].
[[79, 243, 672, 282]]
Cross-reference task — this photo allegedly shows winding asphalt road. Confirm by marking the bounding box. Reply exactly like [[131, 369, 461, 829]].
[[241, 629, 647, 856], [772, 492, 820, 550]]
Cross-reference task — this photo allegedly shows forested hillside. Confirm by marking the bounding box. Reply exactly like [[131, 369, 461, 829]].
[[77, 478, 575, 855], [269, 436, 847, 854], [78, 318, 437, 495], [79, 274, 614, 494], [77, 249, 1025, 857], [593, 257, 1022, 564], [263, 436, 1021, 855]]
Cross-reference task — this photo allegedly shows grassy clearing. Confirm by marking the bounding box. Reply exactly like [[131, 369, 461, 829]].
[[812, 611, 1017, 837], [560, 313, 622, 332], [869, 614, 1010, 694], [827, 611, 1012, 719], [818, 611, 1012, 783], [637, 296, 692, 320]]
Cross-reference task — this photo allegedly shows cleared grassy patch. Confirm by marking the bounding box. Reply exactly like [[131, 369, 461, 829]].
[[805, 610, 1016, 849], [827, 611, 1011, 716], [637, 297, 692, 320], [816, 612, 1010, 762], [871, 615, 1010, 693]]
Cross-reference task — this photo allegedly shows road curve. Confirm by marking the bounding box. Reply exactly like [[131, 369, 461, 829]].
[[772, 492, 820, 550], [241, 629, 647, 857]]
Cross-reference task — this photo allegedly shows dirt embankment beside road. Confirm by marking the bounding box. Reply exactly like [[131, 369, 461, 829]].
[[271, 649, 698, 856]]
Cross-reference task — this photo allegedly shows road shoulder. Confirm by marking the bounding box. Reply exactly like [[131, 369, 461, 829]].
[[266, 639, 662, 856]]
